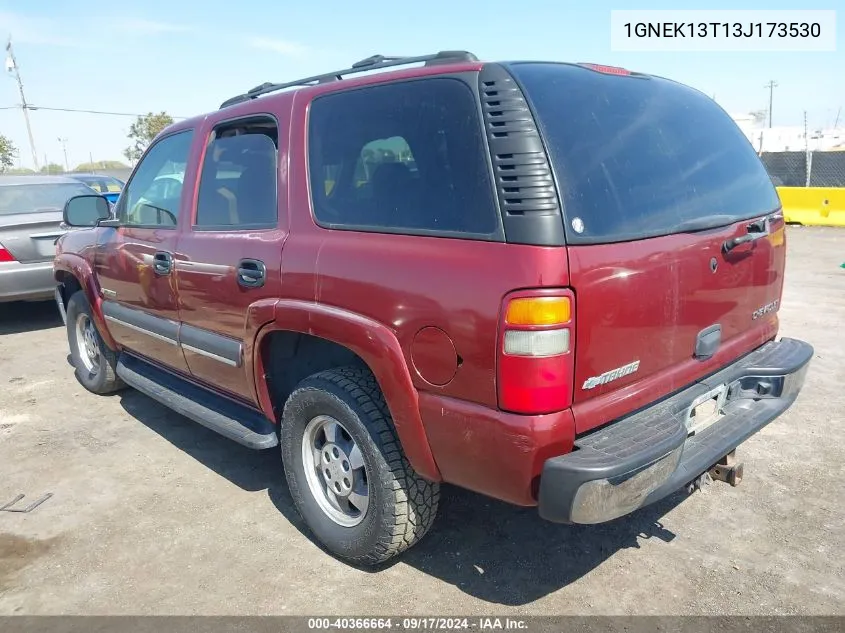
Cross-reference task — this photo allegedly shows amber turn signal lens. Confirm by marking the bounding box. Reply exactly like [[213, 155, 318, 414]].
[[505, 297, 571, 326]]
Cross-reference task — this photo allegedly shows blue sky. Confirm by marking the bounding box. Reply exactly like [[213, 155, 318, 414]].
[[1, 0, 843, 170]]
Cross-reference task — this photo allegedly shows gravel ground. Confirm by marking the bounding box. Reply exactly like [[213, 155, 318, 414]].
[[0, 226, 842, 615]]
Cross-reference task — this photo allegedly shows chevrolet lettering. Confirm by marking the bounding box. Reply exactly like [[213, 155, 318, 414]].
[[752, 300, 779, 320], [582, 360, 641, 390]]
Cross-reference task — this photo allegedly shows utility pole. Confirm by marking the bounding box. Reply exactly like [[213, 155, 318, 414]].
[[58, 137, 69, 172], [764, 80, 778, 128], [5, 38, 39, 170], [804, 111, 812, 187]]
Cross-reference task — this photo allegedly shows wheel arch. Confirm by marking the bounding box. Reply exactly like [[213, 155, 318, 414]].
[[253, 299, 442, 482], [54, 254, 117, 349]]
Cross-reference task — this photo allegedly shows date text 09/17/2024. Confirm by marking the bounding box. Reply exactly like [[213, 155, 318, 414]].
[[307, 618, 528, 631]]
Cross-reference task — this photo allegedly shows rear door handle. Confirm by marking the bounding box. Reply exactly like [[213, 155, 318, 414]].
[[153, 251, 173, 275], [237, 259, 266, 288]]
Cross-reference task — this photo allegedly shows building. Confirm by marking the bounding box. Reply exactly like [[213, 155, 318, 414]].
[[730, 114, 845, 153]]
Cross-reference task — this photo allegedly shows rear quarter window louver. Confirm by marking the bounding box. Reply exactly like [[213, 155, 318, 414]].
[[479, 64, 565, 246]]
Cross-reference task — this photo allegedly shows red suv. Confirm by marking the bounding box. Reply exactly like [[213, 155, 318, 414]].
[[54, 51, 812, 565]]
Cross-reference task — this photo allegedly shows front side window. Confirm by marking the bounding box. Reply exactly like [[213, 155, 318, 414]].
[[308, 78, 499, 238], [119, 131, 193, 227]]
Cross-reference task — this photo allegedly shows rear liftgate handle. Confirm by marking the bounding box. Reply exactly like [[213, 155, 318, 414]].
[[722, 212, 783, 253], [237, 258, 266, 288]]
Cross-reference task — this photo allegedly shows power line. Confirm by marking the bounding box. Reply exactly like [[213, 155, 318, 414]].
[[25, 105, 189, 119], [0, 104, 188, 118]]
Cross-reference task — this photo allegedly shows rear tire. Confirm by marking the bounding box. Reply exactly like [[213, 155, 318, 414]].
[[280, 366, 439, 565], [66, 291, 124, 394]]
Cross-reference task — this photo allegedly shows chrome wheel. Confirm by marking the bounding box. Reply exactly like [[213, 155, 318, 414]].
[[302, 415, 369, 527], [75, 313, 101, 374]]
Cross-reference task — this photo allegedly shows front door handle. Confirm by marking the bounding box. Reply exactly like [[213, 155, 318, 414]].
[[153, 251, 173, 275], [237, 259, 266, 288]]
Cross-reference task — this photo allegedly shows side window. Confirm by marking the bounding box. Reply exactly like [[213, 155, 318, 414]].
[[308, 78, 499, 237], [195, 117, 278, 229], [120, 131, 193, 227]]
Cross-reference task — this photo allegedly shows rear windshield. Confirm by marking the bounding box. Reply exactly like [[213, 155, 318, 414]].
[[75, 176, 124, 193], [510, 63, 781, 244], [0, 182, 95, 216]]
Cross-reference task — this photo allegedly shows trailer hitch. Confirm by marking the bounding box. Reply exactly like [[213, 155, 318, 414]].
[[686, 451, 744, 494], [709, 450, 744, 487]]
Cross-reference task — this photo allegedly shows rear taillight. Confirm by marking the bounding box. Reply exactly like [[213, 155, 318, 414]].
[[497, 291, 575, 415], [0, 247, 15, 262]]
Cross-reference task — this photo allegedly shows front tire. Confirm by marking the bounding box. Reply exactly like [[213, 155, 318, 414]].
[[280, 367, 439, 565], [66, 291, 124, 394]]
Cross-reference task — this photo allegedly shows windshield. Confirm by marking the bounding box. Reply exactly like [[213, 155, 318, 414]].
[[510, 63, 781, 244], [0, 182, 95, 216]]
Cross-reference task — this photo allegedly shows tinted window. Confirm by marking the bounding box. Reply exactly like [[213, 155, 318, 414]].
[[0, 182, 95, 216], [196, 123, 277, 228], [511, 63, 781, 243], [120, 131, 193, 227], [76, 176, 123, 193], [308, 78, 498, 237]]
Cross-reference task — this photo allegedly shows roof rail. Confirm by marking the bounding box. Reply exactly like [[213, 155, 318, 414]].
[[219, 50, 478, 109]]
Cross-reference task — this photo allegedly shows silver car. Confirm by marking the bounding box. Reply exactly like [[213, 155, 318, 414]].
[[0, 175, 97, 303]]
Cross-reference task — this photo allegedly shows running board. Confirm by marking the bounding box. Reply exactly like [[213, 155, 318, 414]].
[[116, 353, 278, 450]]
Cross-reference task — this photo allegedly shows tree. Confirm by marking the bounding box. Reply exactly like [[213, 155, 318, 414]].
[[124, 112, 174, 163], [39, 163, 65, 175], [73, 160, 130, 172], [0, 134, 17, 173]]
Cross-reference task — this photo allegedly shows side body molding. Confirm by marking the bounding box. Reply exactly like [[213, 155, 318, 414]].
[[255, 299, 443, 482]]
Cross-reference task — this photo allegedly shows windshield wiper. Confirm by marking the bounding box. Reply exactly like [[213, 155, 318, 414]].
[[673, 215, 736, 233]]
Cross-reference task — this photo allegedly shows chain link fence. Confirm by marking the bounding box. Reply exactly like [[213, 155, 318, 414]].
[[760, 151, 845, 188]]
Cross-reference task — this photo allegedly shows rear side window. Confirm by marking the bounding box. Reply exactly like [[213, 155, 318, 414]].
[[308, 78, 500, 238], [196, 116, 278, 229], [510, 63, 781, 243]]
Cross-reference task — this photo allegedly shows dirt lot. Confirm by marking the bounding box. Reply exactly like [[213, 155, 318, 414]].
[[0, 226, 843, 616]]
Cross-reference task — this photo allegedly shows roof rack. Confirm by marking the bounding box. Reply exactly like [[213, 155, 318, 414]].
[[219, 50, 478, 109]]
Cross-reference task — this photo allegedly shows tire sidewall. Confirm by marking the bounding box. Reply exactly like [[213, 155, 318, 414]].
[[280, 380, 396, 562], [66, 292, 111, 393]]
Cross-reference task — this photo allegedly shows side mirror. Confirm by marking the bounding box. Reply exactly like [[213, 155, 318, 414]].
[[63, 194, 112, 227]]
